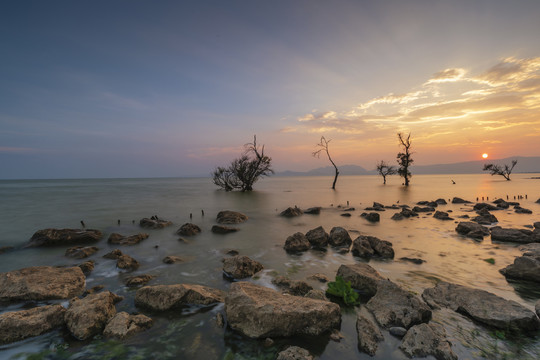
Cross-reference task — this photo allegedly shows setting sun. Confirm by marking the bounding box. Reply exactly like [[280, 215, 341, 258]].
[[482, 153, 488, 159]]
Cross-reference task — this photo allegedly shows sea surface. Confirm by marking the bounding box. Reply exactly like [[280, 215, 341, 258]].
[[0, 174, 539, 359]]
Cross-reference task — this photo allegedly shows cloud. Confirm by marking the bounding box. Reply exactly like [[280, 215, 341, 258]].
[[0, 146, 40, 154], [426, 68, 467, 83]]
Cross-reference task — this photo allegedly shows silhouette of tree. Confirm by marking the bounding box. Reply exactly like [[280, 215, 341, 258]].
[[483, 160, 518, 181], [397, 132, 413, 186], [376, 160, 397, 184], [313, 136, 339, 190]]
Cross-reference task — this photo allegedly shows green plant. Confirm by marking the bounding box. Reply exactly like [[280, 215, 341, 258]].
[[326, 276, 359, 306]]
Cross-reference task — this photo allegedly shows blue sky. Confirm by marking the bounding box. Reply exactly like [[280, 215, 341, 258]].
[[1, 0, 540, 179]]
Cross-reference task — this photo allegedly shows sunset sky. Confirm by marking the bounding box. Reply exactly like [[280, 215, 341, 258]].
[[1, 0, 539, 179]]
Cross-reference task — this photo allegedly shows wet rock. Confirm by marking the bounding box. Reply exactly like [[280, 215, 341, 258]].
[[336, 263, 384, 297], [399, 322, 457, 360], [176, 223, 201, 236], [536, 300, 540, 318], [400, 257, 425, 264], [272, 276, 313, 296], [211, 225, 239, 234], [433, 211, 453, 220], [117, 254, 140, 270], [125, 274, 154, 287], [163, 255, 184, 264], [216, 210, 248, 224], [366, 280, 431, 329], [389, 326, 408, 338], [276, 346, 313, 360], [103, 312, 153, 339], [473, 203, 499, 211], [304, 289, 328, 301], [356, 313, 384, 356], [108, 232, 149, 245], [225, 282, 341, 338], [435, 198, 447, 205], [304, 206, 321, 214], [308, 273, 330, 283], [452, 197, 471, 204], [103, 249, 123, 259], [490, 226, 536, 243], [328, 227, 352, 248], [0, 304, 66, 345], [216, 312, 225, 328], [79, 260, 95, 275], [534, 221, 540, 229], [455, 221, 490, 240], [0, 246, 14, 254], [398, 208, 418, 219], [341, 213, 352, 217], [536, 198, 540, 204], [500, 248, 540, 283], [391, 213, 404, 220], [284, 232, 311, 253], [515, 206, 533, 214], [0, 266, 85, 302], [351, 235, 394, 259], [65, 246, 99, 259], [27, 228, 103, 247], [135, 284, 225, 311], [305, 226, 329, 248], [65, 291, 122, 340], [361, 212, 380, 222], [222, 255, 263, 279], [412, 206, 435, 213], [139, 217, 172, 229], [472, 209, 498, 225], [422, 281, 539, 332], [280, 206, 303, 217]]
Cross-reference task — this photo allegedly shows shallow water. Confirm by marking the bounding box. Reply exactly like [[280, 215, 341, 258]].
[[0, 174, 539, 359]]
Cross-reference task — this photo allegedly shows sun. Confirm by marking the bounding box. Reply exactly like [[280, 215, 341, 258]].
[[482, 153, 488, 159]]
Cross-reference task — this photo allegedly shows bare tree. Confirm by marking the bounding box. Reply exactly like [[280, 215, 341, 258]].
[[312, 136, 339, 189], [212, 135, 273, 191], [397, 132, 413, 186], [483, 160, 518, 181], [376, 160, 397, 184]]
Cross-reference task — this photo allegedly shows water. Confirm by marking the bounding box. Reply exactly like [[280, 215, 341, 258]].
[[0, 174, 539, 359]]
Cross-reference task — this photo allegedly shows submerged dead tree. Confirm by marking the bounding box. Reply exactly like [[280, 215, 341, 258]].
[[483, 160, 518, 181], [397, 132, 413, 186], [212, 135, 273, 191], [313, 136, 339, 190], [376, 160, 397, 184]]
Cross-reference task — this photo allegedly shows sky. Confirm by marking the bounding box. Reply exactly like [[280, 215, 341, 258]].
[[1, 0, 540, 179]]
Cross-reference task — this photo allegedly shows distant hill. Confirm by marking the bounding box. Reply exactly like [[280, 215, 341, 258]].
[[277, 156, 540, 176]]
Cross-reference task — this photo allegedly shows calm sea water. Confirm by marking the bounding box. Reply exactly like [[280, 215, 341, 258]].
[[1, 174, 539, 359]]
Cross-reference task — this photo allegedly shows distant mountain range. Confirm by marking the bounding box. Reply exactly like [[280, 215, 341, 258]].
[[277, 156, 540, 176]]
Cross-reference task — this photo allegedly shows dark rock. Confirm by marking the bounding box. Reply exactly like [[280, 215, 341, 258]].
[[308, 273, 330, 283], [163, 255, 184, 264], [139, 217, 172, 229], [79, 260, 95, 275], [304, 289, 328, 301], [176, 223, 201, 236], [391, 213, 404, 220], [276, 346, 313, 360], [304, 207, 321, 214], [341, 213, 352, 217], [336, 263, 384, 297], [389, 326, 408, 338], [216, 313, 225, 328], [272, 276, 313, 296], [211, 225, 239, 234], [433, 211, 453, 221], [490, 226, 536, 243], [284, 232, 310, 253], [328, 227, 352, 248], [472, 211, 498, 225], [399, 323, 457, 360], [536, 300, 540, 318], [452, 197, 471, 204], [225, 282, 341, 338], [223, 255, 263, 279], [455, 221, 490, 240], [400, 208, 418, 218], [473, 203, 499, 211], [361, 212, 380, 222], [280, 206, 303, 217], [413, 206, 435, 213], [117, 254, 140, 270], [536, 198, 540, 204], [103, 312, 153, 339], [435, 198, 447, 205], [400, 257, 425, 264], [305, 226, 329, 248], [217, 210, 248, 224], [125, 274, 154, 287], [135, 284, 225, 311], [65, 246, 99, 259], [515, 206, 533, 214], [108, 232, 149, 245], [356, 313, 384, 356], [422, 281, 539, 332], [351, 235, 394, 259], [500, 248, 540, 283], [103, 249, 123, 259], [0, 246, 14, 254], [27, 228, 103, 247]]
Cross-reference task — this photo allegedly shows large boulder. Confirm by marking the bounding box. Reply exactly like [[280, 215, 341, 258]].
[[455, 222, 490, 240], [280, 206, 303, 217], [452, 197, 471, 204], [0, 304, 66, 345], [328, 227, 352, 248], [26, 228, 103, 247], [0, 266, 85, 302], [139, 216, 172, 229], [399, 323, 457, 360], [366, 280, 431, 329], [103, 312, 153, 339], [500, 248, 540, 283], [176, 223, 201, 236], [284, 232, 310, 253], [490, 226, 536, 243], [225, 282, 341, 338], [216, 210, 248, 224], [222, 255, 263, 279], [433, 211, 453, 221], [211, 225, 239, 234], [356, 313, 384, 356], [422, 281, 539, 332], [305, 226, 329, 248], [351, 235, 394, 259], [135, 284, 225, 311], [336, 263, 385, 297], [64, 291, 122, 340], [108, 233, 149, 245], [361, 212, 380, 222]]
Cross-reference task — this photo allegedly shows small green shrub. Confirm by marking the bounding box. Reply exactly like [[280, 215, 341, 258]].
[[326, 276, 359, 306], [483, 258, 495, 264]]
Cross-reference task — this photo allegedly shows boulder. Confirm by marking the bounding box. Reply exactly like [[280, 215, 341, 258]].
[[125, 274, 154, 287], [304, 207, 321, 215], [79, 260, 95, 275], [305, 226, 329, 248], [284, 232, 311, 253], [276, 346, 313, 360], [399, 323, 457, 360], [211, 225, 239, 234], [280, 206, 303, 217], [399, 208, 418, 218], [64, 291, 122, 340], [139, 217, 172, 229], [490, 226, 536, 243], [0, 304, 66, 345], [27, 228, 103, 247], [361, 212, 380, 222], [103, 249, 123, 259], [328, 227, 352, 248], [103, 312, 153, 339], [435, 198, 447, 205], [455, 221, 490, 240], [217, 210, 248, 224], [412, 206, 435, 213], [163, 255, 185, 264], [225, 282, 341, 338], [391, 213, 404, 220], [536, 300, 540, 318], [65, 246, 99, 259], [536, 198, 540, 204], [108, 232, 149, 245], [0, 266, 85, 302], [422, 281, 539, 332], [452, 197, 471, 204], [433, 211, 453, 220], [366, 280, 431, 329], [472, 211, 498, 225], [223, 255, 263, 279], [351, 235, 394, 259], [515, 206, 533, 214], [176, 223, 201, 236], [135, 284, 225, 311], [356, 313, 384, 356], [389, 326, 408, 338], [272, 276, 313, 296], [534, 221, 540, 229], [417, 201, 438, 208], [117, 254, 140, 270], [0, 246, 14, 254], [473, 203, 498, 211], [500, 248, 540, 283]]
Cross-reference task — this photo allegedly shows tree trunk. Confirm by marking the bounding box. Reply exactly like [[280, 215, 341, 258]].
[[332, 168, 339, 190]]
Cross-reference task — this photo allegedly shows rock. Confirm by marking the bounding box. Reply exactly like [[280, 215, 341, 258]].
[[399, 322, 457, 360], [536, 300, 540, 318], [139, 217, 172, 229], [125, 274, 154, 287], [474, 203, 499, 211], [452, 197, 471, 204], [304, 289, 328, 301], [103, 312, 153, 339], [0, 266, 85, 302], [176, 223, 201, 236], [433, 211, 453, 220], [341, 213, 352, 217], [490, 226, 536, 243], [336, 263, 384, 297], [400, 208, 418, 218], [472, 210, 498, 225], [65, 246, 99, 259], [211, 225, 239, 234], [435, 198, 447, 205], [216, 313, 225, 328], [117, 254, 140, 270], [328, 227, 352, 248], [400, 257, 425, 264], [103, 249, 123, 259], [108, 232, 149, 245], [135, 284, 224, 311], [499, 248, 540, 283], [0, 304, 66, 345], [163, 255, 184, 264], [305, 226, 329, 248], [216, 210, 248, 224], [351, 235, 394, 259], [308, 273, 330, 283], [536, 198, 540, 204], [79, 260, 95, 275], [455, 221, 490, 240], [27, 228, 103, 247], [417, 201, 438, 208], [515, 206, 533, 214], [422, 281, 539, 332], [361, 212, 380, 222], [225, 282, 341, 338], [280, 206, 303, 217], [412, 206, 435, 213], [84, 285, 105, 296], [222, 255, 263, 279], [389, 326, 408, 338], [366, 280, 431, 329], [391, 213, 404, 220], [304, 207, 321, 215], [356, 313, 384, 356], [65, 291, 122, 340], [534, 221, 540, 229], [351, 236, 374, 258], [272, 276, 313, 296], [284, 232, 311, 253], [0, 246, 14, 254], [276, 346, 313, 360]]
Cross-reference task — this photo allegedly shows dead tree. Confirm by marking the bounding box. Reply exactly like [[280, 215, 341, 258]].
[[483, 160, 518, 181], [376, 160, 397, 184], [397, 132, 413, 186], [313, 136, 339, 190], [212, 135, 273, 191]]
